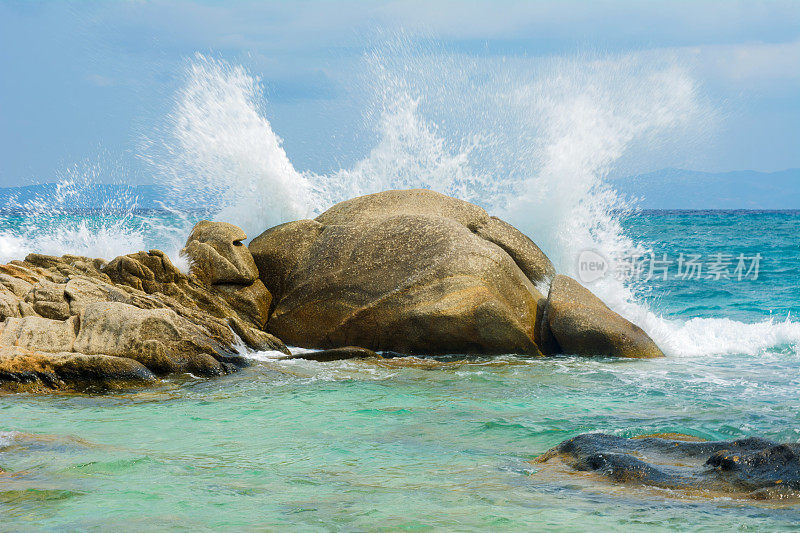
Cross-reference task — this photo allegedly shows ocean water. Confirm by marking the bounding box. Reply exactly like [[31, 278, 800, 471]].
[[1, 49, 799, 530], [1, 210, 799, 531]]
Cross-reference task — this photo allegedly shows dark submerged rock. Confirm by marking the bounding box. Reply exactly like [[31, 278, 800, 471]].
[[535, 432, 800, 500], [706, 442, 800, 493]]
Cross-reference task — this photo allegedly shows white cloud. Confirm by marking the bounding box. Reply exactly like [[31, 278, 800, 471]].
[[693, 39, 800, 84]]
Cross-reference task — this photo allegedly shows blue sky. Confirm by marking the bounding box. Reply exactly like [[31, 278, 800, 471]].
[[0, 0, 799, 187]]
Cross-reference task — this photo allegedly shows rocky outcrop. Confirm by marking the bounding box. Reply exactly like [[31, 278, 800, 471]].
[[540, 275, 663, 358], [251, 189, 553, 355], [251, 189, 660, 358], [0, 346, 156, 393], [0, 221, 287, 392], [0, 192, 666, 393], [182, 222, 274, 332], [534, 433, 800, 500]]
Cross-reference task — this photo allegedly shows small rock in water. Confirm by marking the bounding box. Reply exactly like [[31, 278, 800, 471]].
[[285, 346, 380, 362]]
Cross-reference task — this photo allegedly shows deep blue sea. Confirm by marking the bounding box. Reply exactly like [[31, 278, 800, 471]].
[[0, 209, 798, 531], [627, 210, 799, 322]]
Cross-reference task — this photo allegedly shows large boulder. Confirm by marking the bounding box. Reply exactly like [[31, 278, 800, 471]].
[[314, 189, 555, 284], [540, 275, 663, 358], [250, 189, 554, 355]]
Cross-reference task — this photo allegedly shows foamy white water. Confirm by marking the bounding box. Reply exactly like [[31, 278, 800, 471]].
[[0, 161, 148, 262], [145, 54, 318, 241], [0, 431, 19, 448]]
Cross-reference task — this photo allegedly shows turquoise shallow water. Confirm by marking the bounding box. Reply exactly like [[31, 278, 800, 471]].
[[1, 211, 799, 531]]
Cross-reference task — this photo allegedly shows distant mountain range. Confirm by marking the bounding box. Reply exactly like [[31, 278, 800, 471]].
[[613, 168, 800, 210], [1, 168, 798, 210]]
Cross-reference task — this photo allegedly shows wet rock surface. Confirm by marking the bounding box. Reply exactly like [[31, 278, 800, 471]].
[[286, 346, 381, 362], [0, 346, 156, 393], [535, 433, 800, 500]]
